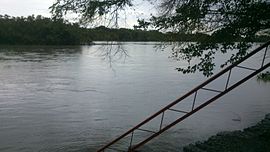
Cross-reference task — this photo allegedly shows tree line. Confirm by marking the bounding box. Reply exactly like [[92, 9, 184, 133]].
[[0, 14, 268, 46], [0, 15, 81, 45], [0, 14, 213, 45]]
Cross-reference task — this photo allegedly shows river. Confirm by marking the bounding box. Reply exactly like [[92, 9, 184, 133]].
[[0, 42, 269, 152]]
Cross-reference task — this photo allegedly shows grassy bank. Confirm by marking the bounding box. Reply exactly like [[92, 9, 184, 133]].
[[183, 114, 270, 152], [257, 72, 270, 82]]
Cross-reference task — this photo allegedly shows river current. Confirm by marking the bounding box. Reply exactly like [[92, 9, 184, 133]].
[[0, 42, 269, 151]]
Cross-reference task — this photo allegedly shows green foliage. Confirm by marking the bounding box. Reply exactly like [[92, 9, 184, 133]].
[[257, 71, 270, 82], [89, 26, 169, 41], [0, 15, 83, 45], [0, 14, 213, 45]]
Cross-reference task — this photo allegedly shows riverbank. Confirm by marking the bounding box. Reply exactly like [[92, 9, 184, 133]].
[[257, 72, 270, 82], [183, 114, 270, 152]]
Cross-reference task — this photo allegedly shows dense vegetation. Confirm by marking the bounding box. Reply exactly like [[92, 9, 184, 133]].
[[0, 13, 268, 46], [0, 15, 83, 45], [257, 72, 270, 82], [88, 26, 211, 42], [0, 14, 212, 45], [183, 114, 270, 152]]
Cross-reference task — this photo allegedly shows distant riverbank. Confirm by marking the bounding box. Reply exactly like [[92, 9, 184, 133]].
[[0, 14, 207, 45], [183, 114, 270, 152], [1, 14, 269, 46]]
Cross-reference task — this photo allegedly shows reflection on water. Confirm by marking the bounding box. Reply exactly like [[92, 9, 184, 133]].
[[83, 42, 129, 68], [0, 43, 269, 152]]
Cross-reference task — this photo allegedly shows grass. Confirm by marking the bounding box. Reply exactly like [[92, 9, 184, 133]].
[[257, 71, 270, 82]]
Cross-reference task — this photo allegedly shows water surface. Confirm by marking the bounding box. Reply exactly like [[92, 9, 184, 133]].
[[0, 43, 269, 152]]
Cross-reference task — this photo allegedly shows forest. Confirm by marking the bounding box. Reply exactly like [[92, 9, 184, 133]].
[[0, 14, 268, 45], [0, 14, 217, 45]]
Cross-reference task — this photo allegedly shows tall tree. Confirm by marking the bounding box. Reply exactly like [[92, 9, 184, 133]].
[[50, 0, 270, 76]]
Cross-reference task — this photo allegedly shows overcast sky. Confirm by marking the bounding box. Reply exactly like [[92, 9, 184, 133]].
[[0, 0, 155, 28], [0, 0, 54, 17]]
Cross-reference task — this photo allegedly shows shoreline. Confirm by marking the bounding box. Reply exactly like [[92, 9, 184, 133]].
[[183, 114, 270, 152]]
